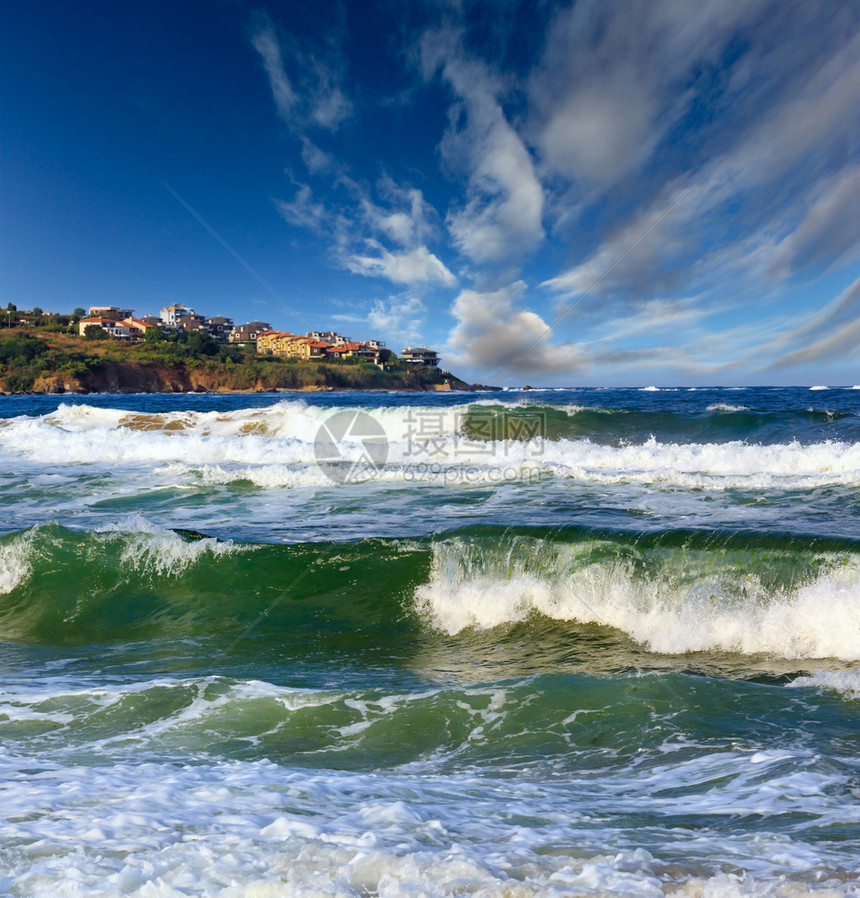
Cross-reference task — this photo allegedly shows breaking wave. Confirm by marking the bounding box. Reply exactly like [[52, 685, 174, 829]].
[[2, 400, 860, 491], [4, 522, 860, 662]]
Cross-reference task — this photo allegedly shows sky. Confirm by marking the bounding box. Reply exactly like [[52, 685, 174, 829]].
[[2, 0, 860, 386]]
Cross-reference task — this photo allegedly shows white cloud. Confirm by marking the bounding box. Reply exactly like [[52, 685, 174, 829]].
[[530, 1, 769, 184], [536, 1, 860, 327], [300, 138, 336, 174], [310, 78, 352, 131], [250, 17, 352, 135], [768, 166, 860, 280], [422, 30, 545, 266], [359, 175, 437, 247], [368, 295, 426, 343], [447, 282, 584, 374], [273, 184, 329, 233], [346, 244, 457, 287], [756, 277, 860, 368], [250, 22, 296, 122]]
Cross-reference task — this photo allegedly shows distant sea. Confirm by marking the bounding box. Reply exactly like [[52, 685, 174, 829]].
[[1, 386, 860, 896]]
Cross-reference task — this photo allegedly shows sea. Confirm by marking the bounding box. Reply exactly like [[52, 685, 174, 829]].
[[1, 385, 859, 897]]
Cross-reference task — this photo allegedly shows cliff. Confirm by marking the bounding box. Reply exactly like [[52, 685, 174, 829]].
[[1, 332, 475, 394]]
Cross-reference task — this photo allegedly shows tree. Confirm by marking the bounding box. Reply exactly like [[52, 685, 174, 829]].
[[84, 324, 109, 340], [187, 330, 218, 357], [144, 326, 165, 343], [32, 307, 43, 316], [6, 303, 16, 312], [72, 308, 86, 320]]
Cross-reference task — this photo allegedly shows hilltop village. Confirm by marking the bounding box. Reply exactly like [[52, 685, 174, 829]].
[[77, 304, 442, 371], [0, 303, 484, 393]]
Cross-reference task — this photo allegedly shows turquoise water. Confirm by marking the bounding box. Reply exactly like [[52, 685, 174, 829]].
[[1, 387, 859, 896]]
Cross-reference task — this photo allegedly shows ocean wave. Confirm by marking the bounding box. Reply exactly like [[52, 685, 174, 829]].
[[415, 532, 860, 660], [0, 528, 36, 594], [155, 437, 860, 491], [3, 401, 860, 487], [5, 523, 860, 662], [789, 669, 860, 700], [5, 402, 860, 489], [95, 515, 251, 575]]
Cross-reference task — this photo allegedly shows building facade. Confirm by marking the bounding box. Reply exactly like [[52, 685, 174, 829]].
[[401, 346, 440, 366], [229, 321, 272, 343]]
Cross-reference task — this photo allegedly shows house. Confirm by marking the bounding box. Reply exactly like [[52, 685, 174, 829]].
[[229, 321, 272, 344], [160, 304, 196, 327], [88, 306, 133, 321], [279, 337, 331, 360], [121, 317, 161, 337], [79, 317, 133, 339], [401, 346, 440, 367], [175, 314, 208, 334], [356, 344, 392, 366], [310, 331, 348, 346], [257, 330, 296, 355], [305, 340, 332, 359], [205, 316, 234, 341]]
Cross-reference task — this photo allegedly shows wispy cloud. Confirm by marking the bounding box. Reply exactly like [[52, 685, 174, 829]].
[[540, 3, 860, 306], [368, 295, 426, 344], [250, 20, 296, 122], [250, 13, 353, 135], [273, 185, 329, 233], [254, 1, 860, 382], [422, 28, 544, 269], [274, 172, 456, 289]]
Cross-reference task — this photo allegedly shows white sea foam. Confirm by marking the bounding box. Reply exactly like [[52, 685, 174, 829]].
[[95, 515, 250, 575], [810, 385, 829, 391], [0, 528, 36, 594], [415, 540, 860, 659], [640, 385, 660, 391], [4, 402, 860, 492], [141, 437, 860, 490], [706, 404, 750, 412], [789, 669, 860, 700], [0, 743, 854, 897]]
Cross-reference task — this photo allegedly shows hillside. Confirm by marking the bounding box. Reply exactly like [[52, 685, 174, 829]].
[[0, 329, 473, 394]]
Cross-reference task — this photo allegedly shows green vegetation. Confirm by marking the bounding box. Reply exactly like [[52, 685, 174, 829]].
[[0, 329, 457, 393], [0, 333, 103, 392]]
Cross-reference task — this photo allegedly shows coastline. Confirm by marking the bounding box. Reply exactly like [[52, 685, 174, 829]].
[[0, 329, 497, 394], [0, 379, 496, 396]]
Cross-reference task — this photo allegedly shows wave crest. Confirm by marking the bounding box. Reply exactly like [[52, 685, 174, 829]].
[[415, 534, 860, 660]]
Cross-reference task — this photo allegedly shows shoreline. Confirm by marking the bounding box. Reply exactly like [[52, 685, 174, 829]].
[[0, 382, 499, 396], [1, 330, 499, 394]]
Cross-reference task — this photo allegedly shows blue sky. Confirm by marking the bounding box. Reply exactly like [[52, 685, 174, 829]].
[[2, 1, 859, 386]]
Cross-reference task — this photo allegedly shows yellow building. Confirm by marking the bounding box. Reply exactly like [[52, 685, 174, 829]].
[[257, 330, 295, 355]]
